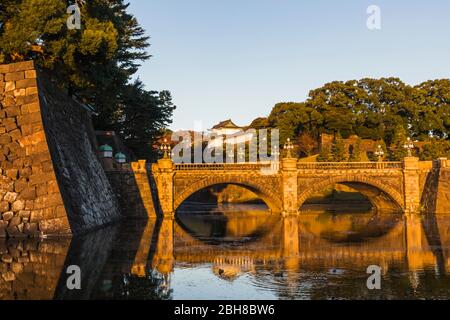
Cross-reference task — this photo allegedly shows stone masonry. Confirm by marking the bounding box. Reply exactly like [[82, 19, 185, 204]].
[[0, 61, 121, 238]]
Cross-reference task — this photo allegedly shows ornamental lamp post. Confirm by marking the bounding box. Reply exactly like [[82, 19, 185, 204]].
[[99, 144, 113, 158], [283, 138, 294, 158], [374, 145, 384, 162], [403, 137, 415, 157], [160, 138, 172, 159], [114, 152, 127, 164]]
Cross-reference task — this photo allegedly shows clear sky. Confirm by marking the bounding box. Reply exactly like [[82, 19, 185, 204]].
[[128, 0, 450, 131]]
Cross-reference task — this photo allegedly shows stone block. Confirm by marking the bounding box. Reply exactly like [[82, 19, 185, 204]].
[[2, 96, 16, 107], [14, 180, 27, 193], [39, 217, 70, 234], [36, 183, 47, 197], [24, 70, 37, 79], [16, 93, 38, 105], [9, 129, 22, 141], [10, 262, 23, 274], [24, 223, 38, 235], [12, 200, 25, 212], [5, 107, 20, 117], [16, 78, 37, 89], [3, 192, 18, 203], [30, 210, 43, 223], [0, 134, 12, 145], [13, 89, 26, 97], [5, 169, 18, 180], [0, 201, 10, 212], [16, 112, 42, 126], [20, 102, 40, 114], [29, 173, 54, 186], [55, 205, 66, 218], [5, 122, 17, 133], [8, 61, 34, 73], [2, 211, 14, 221], [1, 254, 13, 263], [4, 82, 15, 92], [4, 72, 24, 82], [47, 180, 59, 194], [0, 64, 10, 73], [20, 187, 36, 201], [19, 167, 32, 178], [25, 87, 38, 96], [9, 216, 21, 227], [18, 210, 30, 219], [19, 124, 33, 136], [42, 161, 53, 172]]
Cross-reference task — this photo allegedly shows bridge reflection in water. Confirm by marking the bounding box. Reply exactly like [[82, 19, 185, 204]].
[[0, 206, 449, 300]]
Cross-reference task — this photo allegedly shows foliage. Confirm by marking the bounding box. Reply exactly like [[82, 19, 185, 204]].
[[420, 140, 450, 160], [296, 132, 317, 157], [349, 138, 362, 162], [0, 0, 174, 159], [330, 132, 347, 162], [255, 78, 450, 159], [317, 145, 332, 162], [389, 124, 409, 160]]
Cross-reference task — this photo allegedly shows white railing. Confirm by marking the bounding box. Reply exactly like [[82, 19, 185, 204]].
[[297, 162, 403, 170]]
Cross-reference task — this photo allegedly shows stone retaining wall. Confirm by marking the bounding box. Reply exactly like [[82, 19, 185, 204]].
[[0, 61, 121, 237]]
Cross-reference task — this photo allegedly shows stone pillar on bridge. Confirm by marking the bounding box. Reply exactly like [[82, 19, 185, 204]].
[[152, 158, 175, 217], [403, 157, 421, 213], [281, 157, 299, 216]]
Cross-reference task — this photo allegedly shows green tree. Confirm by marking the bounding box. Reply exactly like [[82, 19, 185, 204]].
[[331, 132, 347, 162], [297, 132, 317, 157], [420, 140, 450, 160], [116, 80, 175, 160], [349, 138, 362, 162], [389, 124, 409, 160], [413, 80, 450, 139], [317, 146, 331, 162], [0, 0, 174, 158]]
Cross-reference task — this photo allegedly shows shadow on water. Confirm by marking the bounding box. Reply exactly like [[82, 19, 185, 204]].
[[0, 204, 449, 300]]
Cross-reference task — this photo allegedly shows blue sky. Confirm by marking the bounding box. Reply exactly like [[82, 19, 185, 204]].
[[128, 0, 450, 130]]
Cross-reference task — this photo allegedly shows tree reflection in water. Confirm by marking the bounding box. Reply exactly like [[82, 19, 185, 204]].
[[114, 269, 172, 300]]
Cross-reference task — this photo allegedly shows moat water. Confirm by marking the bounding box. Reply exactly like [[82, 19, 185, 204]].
[[0, 203, 449, 300]]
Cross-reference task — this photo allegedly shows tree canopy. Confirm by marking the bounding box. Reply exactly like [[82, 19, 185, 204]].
[[260, 78, 450, 160], [0, 0, 175, 159]]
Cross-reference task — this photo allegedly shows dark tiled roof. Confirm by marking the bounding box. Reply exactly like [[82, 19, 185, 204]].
[[212, 119, 241, 130]]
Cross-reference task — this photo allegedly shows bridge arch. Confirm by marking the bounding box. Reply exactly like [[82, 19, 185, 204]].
[[174, 175, 283, 213], [297, 175, 405, 211]]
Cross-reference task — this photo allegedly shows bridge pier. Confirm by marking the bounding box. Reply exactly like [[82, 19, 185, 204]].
[[281, 158, 299, 216], [403, 157, 421, 213], [152, 158, 175, 217]]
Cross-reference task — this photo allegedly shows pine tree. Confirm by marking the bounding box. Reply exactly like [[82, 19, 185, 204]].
[[331, 132, 347, 162], [389, 124, 408, 160], [0, 0, 174, 159], [349, 138, 362, 162], [317, 145, 331, 162]]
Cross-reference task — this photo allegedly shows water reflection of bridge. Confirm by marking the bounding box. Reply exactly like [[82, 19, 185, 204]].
[[171, 214, 446, 272], [0, 213, 449, 299]]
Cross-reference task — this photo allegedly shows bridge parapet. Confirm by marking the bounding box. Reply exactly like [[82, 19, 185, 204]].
[[297, 161, 403, 171], [174, 162, 278, 172]]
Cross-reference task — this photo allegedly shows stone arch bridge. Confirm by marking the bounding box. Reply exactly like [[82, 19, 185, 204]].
[[148, 157, 450, 217]]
